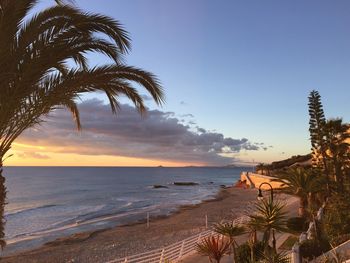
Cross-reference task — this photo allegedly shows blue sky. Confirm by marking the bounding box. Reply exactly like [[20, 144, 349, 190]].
[[21, 0, 350, 166]]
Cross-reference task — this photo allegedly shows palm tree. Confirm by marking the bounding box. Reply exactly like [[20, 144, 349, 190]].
[[213, 222, 246, 262], [323, 118, 350, 191], [0, 0, 164, 248], [272, 167, 325, 217], [196, 236, 231, 263], [248, 198, 287, 252]]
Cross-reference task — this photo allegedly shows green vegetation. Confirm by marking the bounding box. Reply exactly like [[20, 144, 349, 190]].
[[270, 91, 349, 260], [248, 198, 287, 252], [308, 90, 328, 172], [323, 119, 350, 191], [234, 241, 264, 263], [0, 0, 164, 248], [258, 250, 290, 263], [295, 90, 349, 260], [196, 236, 231, 263], [256, 154, 312, 174], [272, 167, 325, 217], [266, 90, 350, 260], [286, 217, 308, 233], [322, 193, 350, 244], [213, 222, 246, 262]]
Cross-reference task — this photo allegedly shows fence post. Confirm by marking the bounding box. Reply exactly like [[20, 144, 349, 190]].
[[147, 212, 150, 228], [205, 213, 208, 229], [197, 233, 202, 243], [178, 241, 185, 259], [291, 243, 300, 263], [159, 248, 165, 263]]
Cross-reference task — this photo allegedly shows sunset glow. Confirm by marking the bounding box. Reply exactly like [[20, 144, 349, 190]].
[[7, 143, 195, 167]]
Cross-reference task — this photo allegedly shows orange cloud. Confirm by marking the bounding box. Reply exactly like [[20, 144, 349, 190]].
[[6, 146, 199, 167]]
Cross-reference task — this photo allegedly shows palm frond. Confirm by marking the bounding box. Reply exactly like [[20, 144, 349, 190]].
[[196, 236, 231, 263], [0, 1, 164, 249]]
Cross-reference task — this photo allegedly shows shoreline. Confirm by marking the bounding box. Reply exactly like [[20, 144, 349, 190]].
[[3, 184, 229, 254], [2, 186, 259, 263]]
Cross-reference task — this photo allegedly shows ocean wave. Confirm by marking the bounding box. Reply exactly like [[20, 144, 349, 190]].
[[46, 202, 137, 229], [5, 204, 58, 218], [7, 203, 163, 244]]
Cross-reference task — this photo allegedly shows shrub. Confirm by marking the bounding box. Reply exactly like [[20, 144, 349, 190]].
[[235, 241, 264, 263], [287, 217, 308, 232], [196, 236, 231, 263], [300, 239, 330, 260], [323, 193, 350, 242]]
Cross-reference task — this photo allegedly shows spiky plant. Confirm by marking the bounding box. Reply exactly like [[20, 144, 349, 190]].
[[0, 0, 164, 248], [196, 235, 231, 263], [258, 249, 290, 263], [213, 222, 246, 262], [248, 199, 287, 252]]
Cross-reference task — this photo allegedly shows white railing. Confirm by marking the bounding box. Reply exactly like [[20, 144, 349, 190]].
[[311, 239, 350, 263], [106, 215, 249, 263]]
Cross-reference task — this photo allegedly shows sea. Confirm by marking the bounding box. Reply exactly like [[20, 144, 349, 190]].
[[2, 166, 245, 254]]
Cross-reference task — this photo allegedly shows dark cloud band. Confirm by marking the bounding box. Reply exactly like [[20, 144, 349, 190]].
[[18, 99, 266, 165]]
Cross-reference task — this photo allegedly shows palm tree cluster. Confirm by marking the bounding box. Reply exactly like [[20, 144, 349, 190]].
[[272, 90, 350, 260], [197, 90, 349, 262], [272, 167, 325, 217], [0, 0, 164, 248]]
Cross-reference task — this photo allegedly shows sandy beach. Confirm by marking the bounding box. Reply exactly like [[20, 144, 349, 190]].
[[2, 187, 260, 263]]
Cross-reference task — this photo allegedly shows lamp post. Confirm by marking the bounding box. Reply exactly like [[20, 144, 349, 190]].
[[257, 182, 274, 202]]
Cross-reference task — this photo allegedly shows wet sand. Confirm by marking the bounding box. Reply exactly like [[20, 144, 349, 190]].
[[2, 187, 259, 263]]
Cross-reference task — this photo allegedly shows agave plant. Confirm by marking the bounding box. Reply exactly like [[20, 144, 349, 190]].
[[196, 235, 231, 263], [0, 0, 164, 248], [258, 249, 290, 263], [213, 222, 246, 262], [248, 198, 287, 252], [214, 222, 246, 246]]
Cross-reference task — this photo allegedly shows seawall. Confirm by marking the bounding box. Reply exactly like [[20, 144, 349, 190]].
[[240, 172, 285, 189]]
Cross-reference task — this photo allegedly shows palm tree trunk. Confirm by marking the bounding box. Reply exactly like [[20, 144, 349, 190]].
[[0, 158, 6, 249], [299, 197, 306, 217], [321, 150, 330, 195], [272, 229, 277, 253], [334, 159, 343, 192], [250, 244, 255, 262], [232, 243, 236, 263]]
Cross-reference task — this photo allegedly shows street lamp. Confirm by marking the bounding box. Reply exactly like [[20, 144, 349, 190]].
[[257, 182, 274, 202]]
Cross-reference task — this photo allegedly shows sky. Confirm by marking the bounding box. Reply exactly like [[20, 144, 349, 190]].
[[7, 0, 350, 167]]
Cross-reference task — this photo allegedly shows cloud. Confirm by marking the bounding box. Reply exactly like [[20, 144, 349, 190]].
[[180, 114, 194, 118], [17, 152, 50, 159], [140, 94, 153, 101], [197, 127, 206, 133], [18, 99, 267, 165]]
